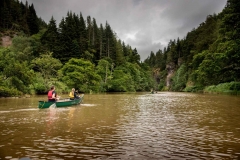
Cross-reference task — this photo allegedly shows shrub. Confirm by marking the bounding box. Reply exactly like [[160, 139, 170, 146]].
[[229, 82, 240, 91], [158, 81, 165, 91], [171, 64, 188, 91], [204, 82, 240, 94], [183, 85, 204, 92], [0, 86, 22, 97]]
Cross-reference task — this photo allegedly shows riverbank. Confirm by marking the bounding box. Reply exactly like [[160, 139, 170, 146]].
[[0, 94, 31, 98], [184, 81, 240, 95], [1, 81, 240, 98], [204, 82, 240, 95]]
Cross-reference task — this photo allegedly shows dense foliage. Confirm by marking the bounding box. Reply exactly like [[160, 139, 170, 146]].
[[0, 0, 46, 35], [144, 0, 240, 94], [1, 0, 239, 96], [0, 0, 153, 96]]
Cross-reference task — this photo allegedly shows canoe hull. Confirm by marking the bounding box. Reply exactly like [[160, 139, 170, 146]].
[[38, 95, 84, 109]]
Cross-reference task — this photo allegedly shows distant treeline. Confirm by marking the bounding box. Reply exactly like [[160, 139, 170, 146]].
[[144, 0, 240, 93]]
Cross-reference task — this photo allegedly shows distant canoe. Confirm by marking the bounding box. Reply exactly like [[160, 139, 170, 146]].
[[38, 94, 84, 109]]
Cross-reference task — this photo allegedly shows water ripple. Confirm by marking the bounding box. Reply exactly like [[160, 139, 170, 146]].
[[0, 93, 240, 159]]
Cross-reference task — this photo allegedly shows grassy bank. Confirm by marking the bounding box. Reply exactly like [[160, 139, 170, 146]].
[[204, 82, 240, 95], [183, 82, 240, 95]]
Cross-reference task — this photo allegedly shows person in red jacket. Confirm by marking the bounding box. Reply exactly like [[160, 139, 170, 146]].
[[48, 86, 59, 102]]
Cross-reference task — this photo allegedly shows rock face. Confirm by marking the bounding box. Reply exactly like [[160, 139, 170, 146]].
[[166, 62, 175, 87], [1, 36, 12, 47]]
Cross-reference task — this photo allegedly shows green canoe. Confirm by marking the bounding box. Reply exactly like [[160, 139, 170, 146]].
[[38, 94, 84, 109]]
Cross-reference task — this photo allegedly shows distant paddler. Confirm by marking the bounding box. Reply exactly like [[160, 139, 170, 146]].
[[69, 88, 81, 100]]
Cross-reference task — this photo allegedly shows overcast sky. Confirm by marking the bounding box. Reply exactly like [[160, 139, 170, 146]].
[[23, 0, 227, 61]]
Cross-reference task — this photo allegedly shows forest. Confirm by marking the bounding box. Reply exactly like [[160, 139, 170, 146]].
[[144, 0, 240, 94], [0, 0, 153, 96], [0, 0, 239, 97]]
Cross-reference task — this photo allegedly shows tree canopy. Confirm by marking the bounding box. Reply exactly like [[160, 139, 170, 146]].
[[0, 0, 153, 96], [144, 0, 240, 92]]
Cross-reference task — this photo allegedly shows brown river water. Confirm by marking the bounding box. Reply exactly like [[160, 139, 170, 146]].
[[0, 92, 240, 160]]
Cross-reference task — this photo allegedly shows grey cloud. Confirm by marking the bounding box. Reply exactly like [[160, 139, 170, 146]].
[[24, 0, 227, 61]]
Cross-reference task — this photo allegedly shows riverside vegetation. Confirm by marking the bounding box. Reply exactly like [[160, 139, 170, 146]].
[[0, 0, 239, 97]]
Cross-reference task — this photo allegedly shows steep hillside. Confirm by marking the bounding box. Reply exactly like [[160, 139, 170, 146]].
[[144, 0, 240, 93]]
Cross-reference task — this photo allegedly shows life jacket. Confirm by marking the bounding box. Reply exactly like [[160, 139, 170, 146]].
[[48, 90, 53, 100], [69, 91, 74, 98]]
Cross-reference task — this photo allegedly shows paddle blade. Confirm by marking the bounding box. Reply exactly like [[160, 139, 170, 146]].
[[49, 103, 56, 108]]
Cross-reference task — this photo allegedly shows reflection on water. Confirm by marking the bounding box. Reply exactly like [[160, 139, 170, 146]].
[[0, 92, 240, 159]]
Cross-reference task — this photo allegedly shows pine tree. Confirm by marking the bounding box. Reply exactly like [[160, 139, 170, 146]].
[[148, 51, 156, 68], [27, 4, 39, 35], [58, 17, 72, 63], [155, 49, 165, 69], [19, 1, 29, 33], [99, 24, 105, 58], [92, 18, 100, 62], [41, 16, 60, 58], [0, 0, 41, 34], [1, 1, 12, 29], [79, 13, 87, 57], [87, 15, 92, 46], [129, 48, 140, 64], [115, 39, 125, 66]]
